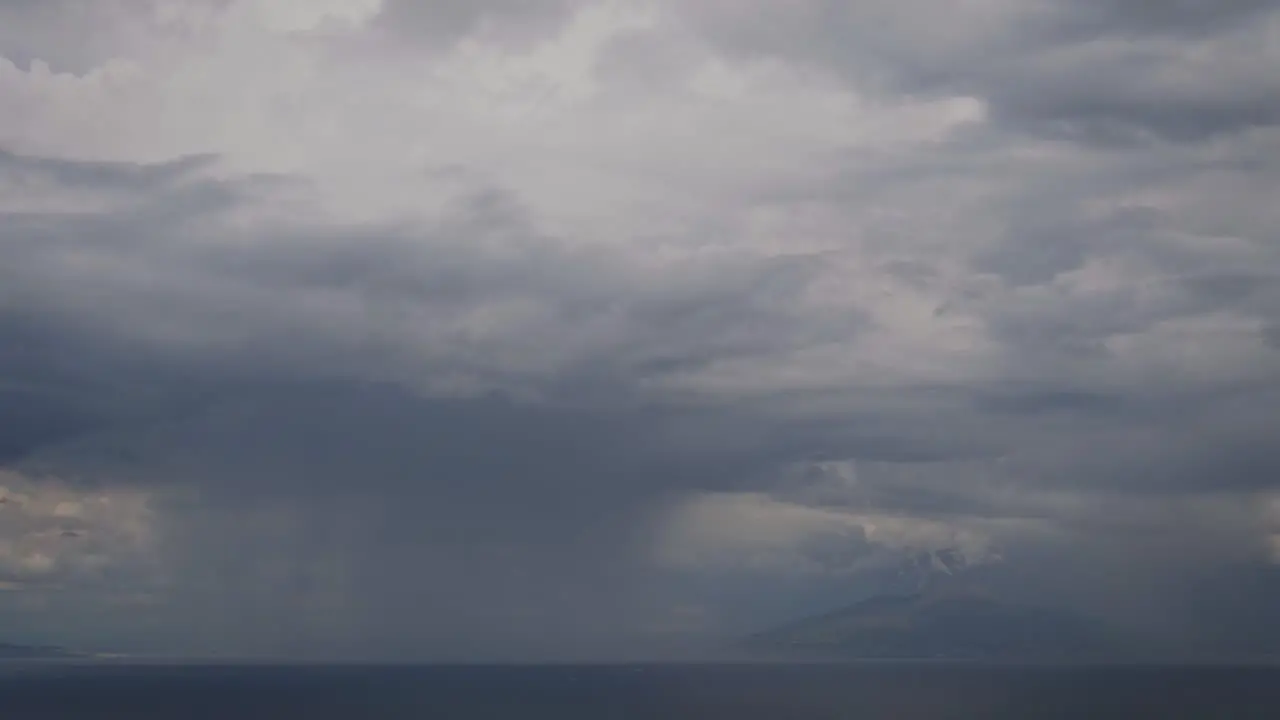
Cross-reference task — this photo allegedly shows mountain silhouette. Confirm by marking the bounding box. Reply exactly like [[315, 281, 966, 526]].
[[747, 583, 1128, 660], [0, 642, 85, 659]]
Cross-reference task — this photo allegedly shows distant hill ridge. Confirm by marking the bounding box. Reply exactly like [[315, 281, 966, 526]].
[[0, 642, 87, 659], [748, 579, 1128, 660]]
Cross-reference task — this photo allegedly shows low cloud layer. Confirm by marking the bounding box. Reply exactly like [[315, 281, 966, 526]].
[[2, 0, 1279, 659]]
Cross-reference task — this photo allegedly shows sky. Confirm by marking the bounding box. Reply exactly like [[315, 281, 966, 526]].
[[1, 0, 1279, 661]]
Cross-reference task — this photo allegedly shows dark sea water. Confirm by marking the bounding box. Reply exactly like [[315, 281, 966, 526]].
[[3, 663, 1279, 719]]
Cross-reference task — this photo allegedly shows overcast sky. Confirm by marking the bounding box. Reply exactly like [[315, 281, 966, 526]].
[[2, 0, 1279, 660]]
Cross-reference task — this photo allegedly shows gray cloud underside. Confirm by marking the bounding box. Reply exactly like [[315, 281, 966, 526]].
[[686, 0, 1280, 144]]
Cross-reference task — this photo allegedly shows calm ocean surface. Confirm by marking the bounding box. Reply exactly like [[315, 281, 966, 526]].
[[2, 663, 1278, 719]]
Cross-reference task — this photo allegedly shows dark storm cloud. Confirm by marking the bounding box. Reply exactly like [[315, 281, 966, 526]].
[[0, 148, 865, 409], [682, 0, 1280, 143], [981, 56, 1280, 146], [0, 147, 894, 655], [0, 384, 101, 463], [3, 0, 1280, 659], [0, 149, 217, 191], [972, 388, 1122, 417], [3, 124, 1278, 654], [372, 0, 581, 49], [1038, 0, 1278, 40], [0, 333, 724, 656], [0, 0, 233, 74]]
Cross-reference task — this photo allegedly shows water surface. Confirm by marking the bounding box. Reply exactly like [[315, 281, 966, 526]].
[[3, 662, 1277, 718]]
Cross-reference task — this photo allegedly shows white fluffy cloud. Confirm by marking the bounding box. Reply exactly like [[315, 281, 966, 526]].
[[0, 470, 155, 588]]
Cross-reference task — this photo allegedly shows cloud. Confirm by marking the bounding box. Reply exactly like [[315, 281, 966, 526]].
[[652, 490, 1004, 576], [678, 0, 1280, 144], [1, 0, 1279, 658], [372, 0, 580, 48], [0, 469, 156, 609]]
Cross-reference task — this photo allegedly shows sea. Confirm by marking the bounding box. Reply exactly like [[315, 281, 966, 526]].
[[2, 662, 1278, 718]]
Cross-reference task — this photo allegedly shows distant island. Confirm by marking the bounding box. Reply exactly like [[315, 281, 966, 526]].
[[746, 587, 1129, 661], [0, 642, 90, 660]]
